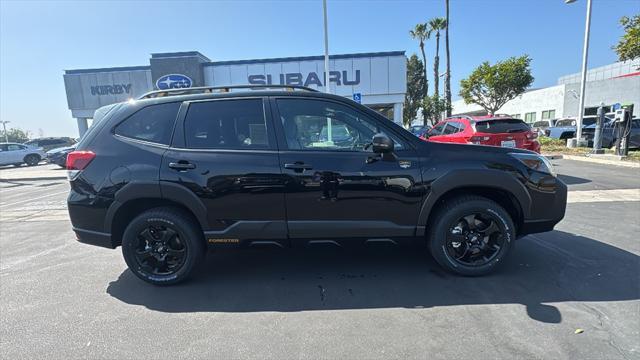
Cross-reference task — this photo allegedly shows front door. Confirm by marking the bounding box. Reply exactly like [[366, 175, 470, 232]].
[[272, 97, 424, 240], [161, 97, 287, 245]]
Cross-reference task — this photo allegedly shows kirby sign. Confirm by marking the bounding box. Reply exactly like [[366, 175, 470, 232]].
[[156, 74, 193, 90]]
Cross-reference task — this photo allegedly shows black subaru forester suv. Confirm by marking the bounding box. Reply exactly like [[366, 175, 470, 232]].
[[67, 85, 566, 285]]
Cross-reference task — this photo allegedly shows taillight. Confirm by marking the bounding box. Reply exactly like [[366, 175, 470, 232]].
[[66, 150, 95, 180], [526, 132, 538, 140], [469, 136, 490, 144]]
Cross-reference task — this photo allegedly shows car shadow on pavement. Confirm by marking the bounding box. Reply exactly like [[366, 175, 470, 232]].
[[106, 230, 639, 323], [556, 174, 591, 185]]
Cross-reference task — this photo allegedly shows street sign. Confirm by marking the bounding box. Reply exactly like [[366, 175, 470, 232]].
[[352, 93, 362, 104]]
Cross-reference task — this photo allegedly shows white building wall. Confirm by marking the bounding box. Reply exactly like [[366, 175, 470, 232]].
[[451, 85, 566, 121]]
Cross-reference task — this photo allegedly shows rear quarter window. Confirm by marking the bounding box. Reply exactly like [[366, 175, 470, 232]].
[[475, 119, 530, 133], [114, 102, 181, 145]]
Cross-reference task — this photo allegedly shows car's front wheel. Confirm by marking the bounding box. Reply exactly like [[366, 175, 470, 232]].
[[24, 154, 40, 166], [122, 207, 205, 285], [428, 195, 515, 276]]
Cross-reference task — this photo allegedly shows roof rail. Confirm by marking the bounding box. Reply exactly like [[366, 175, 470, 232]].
[[138, 84, 319, 99], [445, 114, 475, 121]]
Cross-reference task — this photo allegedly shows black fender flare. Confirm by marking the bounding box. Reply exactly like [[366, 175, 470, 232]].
[[103, 181, 208, 233], [416, 169, 532, 235]]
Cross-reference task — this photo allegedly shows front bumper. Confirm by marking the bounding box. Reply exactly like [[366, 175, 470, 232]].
[[519, 178, 567, 235]]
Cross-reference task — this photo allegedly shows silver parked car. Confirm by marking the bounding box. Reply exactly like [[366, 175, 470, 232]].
[[0, 142, 46, 166]]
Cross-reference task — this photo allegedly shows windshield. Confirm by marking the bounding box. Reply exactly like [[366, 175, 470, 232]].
[[474, 119, 530, 133]]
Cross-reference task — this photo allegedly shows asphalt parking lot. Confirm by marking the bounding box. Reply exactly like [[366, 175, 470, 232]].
[[1, 160, 639, 359]]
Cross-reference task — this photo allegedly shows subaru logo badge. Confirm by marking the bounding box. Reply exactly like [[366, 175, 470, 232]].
[[156, 74, 193, 90]]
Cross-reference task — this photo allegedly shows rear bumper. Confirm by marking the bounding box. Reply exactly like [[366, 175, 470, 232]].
[[72, 227, 115, 249]]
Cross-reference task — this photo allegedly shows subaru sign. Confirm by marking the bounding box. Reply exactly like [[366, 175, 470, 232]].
[[156, 74, 192, 90]]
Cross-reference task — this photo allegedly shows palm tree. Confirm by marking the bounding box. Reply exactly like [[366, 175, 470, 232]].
[[410, 23, 431, 97], [429, 17, 447, 98], [445, 0, 452, 116]]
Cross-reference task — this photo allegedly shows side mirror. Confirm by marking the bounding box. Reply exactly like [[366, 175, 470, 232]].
[[371, 133, 394, 153]]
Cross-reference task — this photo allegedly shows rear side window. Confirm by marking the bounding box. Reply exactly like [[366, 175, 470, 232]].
[[115, 102, 181, 145], [475, 119, 530, 133], [184, 99, 269, 150]]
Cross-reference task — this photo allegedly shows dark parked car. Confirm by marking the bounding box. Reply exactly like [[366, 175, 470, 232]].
[[582, 118, 640, 149], [67, 85, 567, 285], [46, 145, 76, 167], [24, 137, 76, 152]]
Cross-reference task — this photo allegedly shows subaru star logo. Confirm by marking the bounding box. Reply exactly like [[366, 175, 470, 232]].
[[156, 74, 192, 90]]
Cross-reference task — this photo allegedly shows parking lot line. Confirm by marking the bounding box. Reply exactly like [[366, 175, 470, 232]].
[[0, 190, 70, 208], [567, 188, 640, 203]]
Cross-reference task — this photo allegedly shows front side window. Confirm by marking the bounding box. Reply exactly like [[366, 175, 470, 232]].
[[277, 99, 404, 151], [429, 122, 447, 136], [441, 121, 465, 135], [115, 102, 181, 145], [7, 144, 23, 151], [184, 99, 269, 150]]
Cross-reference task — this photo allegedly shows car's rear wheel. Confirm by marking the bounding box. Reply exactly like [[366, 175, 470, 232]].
[[121, 207, 205, 286], [428, 195, 515, 276], [24, 154, 40, 166]]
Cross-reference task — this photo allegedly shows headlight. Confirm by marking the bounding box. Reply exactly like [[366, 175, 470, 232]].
[[509, 152, 556, 177]]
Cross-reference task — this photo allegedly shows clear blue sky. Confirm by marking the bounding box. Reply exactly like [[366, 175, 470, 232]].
[[1, 0, 637, 137]]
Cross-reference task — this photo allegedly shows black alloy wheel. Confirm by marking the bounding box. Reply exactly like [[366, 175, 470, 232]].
[[445, 212, 505, 267], [133, 225, 187, 276], [122, 207, 205, 285], [428, 195, 515, 276]]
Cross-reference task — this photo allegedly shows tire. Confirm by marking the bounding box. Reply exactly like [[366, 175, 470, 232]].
[[121, 207, 205, 286], [24, 154, 40, 166], [427, 195, 515, 276]]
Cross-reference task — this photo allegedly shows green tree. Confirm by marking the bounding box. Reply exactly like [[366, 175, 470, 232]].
[[422, 95, 448, 126], [2, 128, 31, 143], [613, 15, 640, 63], [403, 55, 427, 126], [444, 0, 452, 117], [459, 55, 534, 115], [410, 23, 431, 96], [428, 17, 447, 100]]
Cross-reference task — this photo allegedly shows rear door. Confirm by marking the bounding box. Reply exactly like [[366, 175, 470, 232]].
[[160, 97, 287, 245]]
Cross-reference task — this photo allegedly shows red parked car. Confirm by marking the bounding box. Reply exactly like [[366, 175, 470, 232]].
[[420, 115, 541, 153]]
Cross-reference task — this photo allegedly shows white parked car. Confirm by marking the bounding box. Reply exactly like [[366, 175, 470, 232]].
[[0, 142, 46, 166]]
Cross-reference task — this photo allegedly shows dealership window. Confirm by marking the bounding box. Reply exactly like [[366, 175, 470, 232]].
[[541, 110, 556, 120], [276, 99, 404, 151], [184, 99, 270, 150], [524, 112, 537, 123], [512, 114, 521, 119], [115, 102, 181, 145]]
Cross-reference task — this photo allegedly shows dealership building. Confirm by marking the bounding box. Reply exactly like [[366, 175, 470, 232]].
[[451, 60, 640, 122], [63, 50, 407, 136]]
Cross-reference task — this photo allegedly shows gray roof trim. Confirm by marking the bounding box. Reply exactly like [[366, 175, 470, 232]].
[[151, 51, 211, 61], [65, 66, 150, 75], [203, 51, 406, 67]]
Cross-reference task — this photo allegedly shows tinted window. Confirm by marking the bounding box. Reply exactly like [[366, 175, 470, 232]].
[[583, 118, 597, 126], [556, 119, 576, 127], [277, 99, 404, 151], [115, 102, 181, 145], [532, 120, 549, 128], [7, 144, 23, 151], [441, 121, 465, 135], [184, 99, 269, 150], [475, 119, 530, 133], [429, 122, 446, 136]]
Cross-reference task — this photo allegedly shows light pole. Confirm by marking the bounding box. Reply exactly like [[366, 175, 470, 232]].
[[322, 0, 330, 94], [1, 121, 9, 143], [566, 0, 592, 146]]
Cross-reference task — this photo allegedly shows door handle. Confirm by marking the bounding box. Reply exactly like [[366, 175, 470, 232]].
[[169, 161, 196, 170], [284, 162, 313, 172]]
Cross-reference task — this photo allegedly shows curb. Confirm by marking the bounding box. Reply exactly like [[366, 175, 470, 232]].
[[559, 154, 640, 168]]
